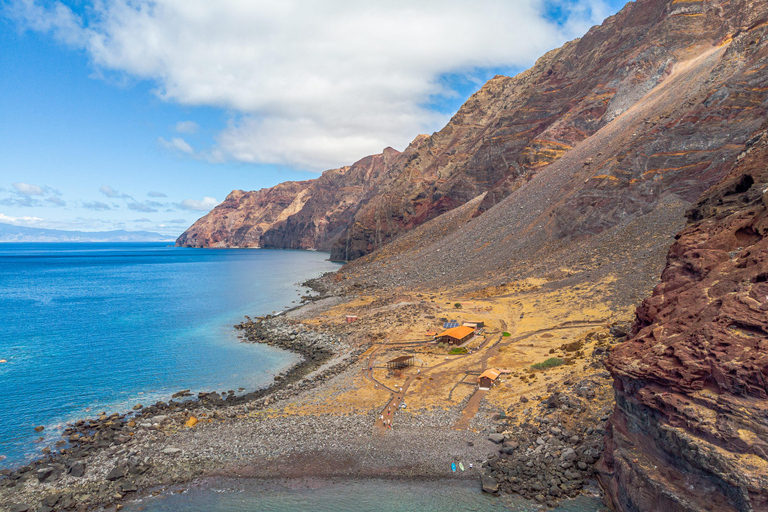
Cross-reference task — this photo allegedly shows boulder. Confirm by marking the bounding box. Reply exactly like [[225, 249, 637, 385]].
[[121, 481, 138, 493], [36, 467, 56, 483], [105, 466, 125, 481], [162, 447, 182, 455], [488, 433, 505, 444], [68, 461, 86, 478], [481, 475, 499, 494], [9, 504, 31, 512]]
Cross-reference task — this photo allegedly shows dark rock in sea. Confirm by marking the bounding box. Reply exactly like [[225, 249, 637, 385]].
[[34, 426, 44, 432]]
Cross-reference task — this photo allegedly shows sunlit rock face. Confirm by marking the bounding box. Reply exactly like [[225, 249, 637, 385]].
[[599, 129, 768, 512]]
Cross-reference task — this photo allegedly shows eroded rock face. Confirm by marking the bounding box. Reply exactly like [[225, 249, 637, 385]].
[[599, 131, 768, 512], [178, 0, 768, 269]]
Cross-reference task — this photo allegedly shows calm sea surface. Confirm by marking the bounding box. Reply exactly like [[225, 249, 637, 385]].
[[0, 243, 340, 467], [122, 478, 607, 512]]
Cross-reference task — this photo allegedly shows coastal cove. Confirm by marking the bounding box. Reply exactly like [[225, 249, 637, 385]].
[[0, 243, 340, 467]]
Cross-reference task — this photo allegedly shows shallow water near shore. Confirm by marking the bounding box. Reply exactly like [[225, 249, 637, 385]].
[[0, 243, 340, 467], [123, 478, 606, 512]]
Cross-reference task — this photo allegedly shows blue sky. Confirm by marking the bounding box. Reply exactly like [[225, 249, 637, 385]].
[[0, 0, 629, 236]]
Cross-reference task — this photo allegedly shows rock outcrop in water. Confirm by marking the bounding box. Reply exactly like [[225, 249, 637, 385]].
[[178, 0, 768, 271], [598, 129, 768, 512]]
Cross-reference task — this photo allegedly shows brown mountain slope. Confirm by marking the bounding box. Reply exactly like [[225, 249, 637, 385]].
[[178, 0, 768, 267], [598, 129, 768, 512]]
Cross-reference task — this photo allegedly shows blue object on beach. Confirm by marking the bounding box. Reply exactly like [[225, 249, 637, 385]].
[[451, 463, 456, 472]]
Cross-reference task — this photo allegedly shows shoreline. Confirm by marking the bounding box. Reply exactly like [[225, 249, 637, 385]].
[[0, 275, 617, 512]]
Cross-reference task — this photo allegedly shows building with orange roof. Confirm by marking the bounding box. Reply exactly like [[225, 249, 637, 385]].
[[478, 368, 501, 388], [436, 325, 475, 345]]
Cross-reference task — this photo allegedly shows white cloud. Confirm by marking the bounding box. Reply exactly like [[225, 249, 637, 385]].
[[0, 213, 44, 225], [12, 182, 45, 196], [175, 121, 199, 134], [158, 136, 194, 155], [8, 0, 614, 170], [178, 197, 218, 211]]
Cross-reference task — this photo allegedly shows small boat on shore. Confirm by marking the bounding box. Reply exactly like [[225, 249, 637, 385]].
[[451, 463, 456, 472], [459, 462, 465, 471]]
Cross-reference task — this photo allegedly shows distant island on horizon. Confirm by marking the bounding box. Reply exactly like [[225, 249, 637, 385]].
[[0, 222, 175, 243]]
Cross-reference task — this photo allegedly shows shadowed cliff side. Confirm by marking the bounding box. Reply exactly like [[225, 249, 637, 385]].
[[598, 129, 768, 512]]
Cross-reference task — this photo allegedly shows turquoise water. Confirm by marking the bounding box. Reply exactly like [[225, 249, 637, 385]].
[[123, 478, 607, 512], [0, 243, 340, 467]]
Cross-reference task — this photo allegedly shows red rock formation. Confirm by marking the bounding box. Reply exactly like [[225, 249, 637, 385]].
[[178, 0, 768, 269], [599, 130, 768, 512]]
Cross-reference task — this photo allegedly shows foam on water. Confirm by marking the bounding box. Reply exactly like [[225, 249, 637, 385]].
[[0, 243, 340, 467]]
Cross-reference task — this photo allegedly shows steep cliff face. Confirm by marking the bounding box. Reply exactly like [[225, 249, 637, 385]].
[[178, 0, 768, 265], [175, 147, 402, 250], [598, 129, 768, 512]]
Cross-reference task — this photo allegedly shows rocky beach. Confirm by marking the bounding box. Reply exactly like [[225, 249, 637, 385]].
[[0, 278, 624, 512]]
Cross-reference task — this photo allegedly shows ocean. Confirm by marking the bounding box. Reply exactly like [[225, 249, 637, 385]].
[[121, 478, 607, 512], [0, 243, 340, 467]]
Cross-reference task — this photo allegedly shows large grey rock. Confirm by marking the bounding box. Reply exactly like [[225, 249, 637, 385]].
[[68, 461, 85, 478], [9, 505, 31, 512], [488, 433, 505, 444], [105, 466, 125, 481], [560, 448, 577, 461], [481, 475, 499, 494], [121, 481, 138, 492], [36, 467, 58, 483], [162, 446, 182, 455]]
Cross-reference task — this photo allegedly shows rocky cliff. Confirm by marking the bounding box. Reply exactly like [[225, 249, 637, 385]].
[[598, 128, 768, 512], [179, 0, 768, 269]]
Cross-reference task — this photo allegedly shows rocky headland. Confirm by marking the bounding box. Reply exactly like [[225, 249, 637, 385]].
[[4, 0, 768, 511]]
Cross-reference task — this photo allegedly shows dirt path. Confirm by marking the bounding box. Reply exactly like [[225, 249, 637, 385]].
[[453, 388, 488, 430]]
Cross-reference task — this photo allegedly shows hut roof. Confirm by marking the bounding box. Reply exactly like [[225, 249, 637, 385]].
[[478, 369, 501, 382], [437, 325, 475, 339]]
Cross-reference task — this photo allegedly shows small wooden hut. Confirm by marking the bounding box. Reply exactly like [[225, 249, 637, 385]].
[[478, 368, 501, 388]]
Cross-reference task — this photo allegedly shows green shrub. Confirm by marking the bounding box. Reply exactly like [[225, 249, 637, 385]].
[[448, 347, 467, 355], [502, 332, 511, 337], [531, 357, 564, 370], [454, 303, 462, 309], [437, 342, 446, 349]]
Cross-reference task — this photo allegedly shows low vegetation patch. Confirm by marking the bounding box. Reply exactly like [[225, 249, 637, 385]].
[[502, 332, 511, 337], [448, 347, 468, 355], [531, 357, 564, 370]]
